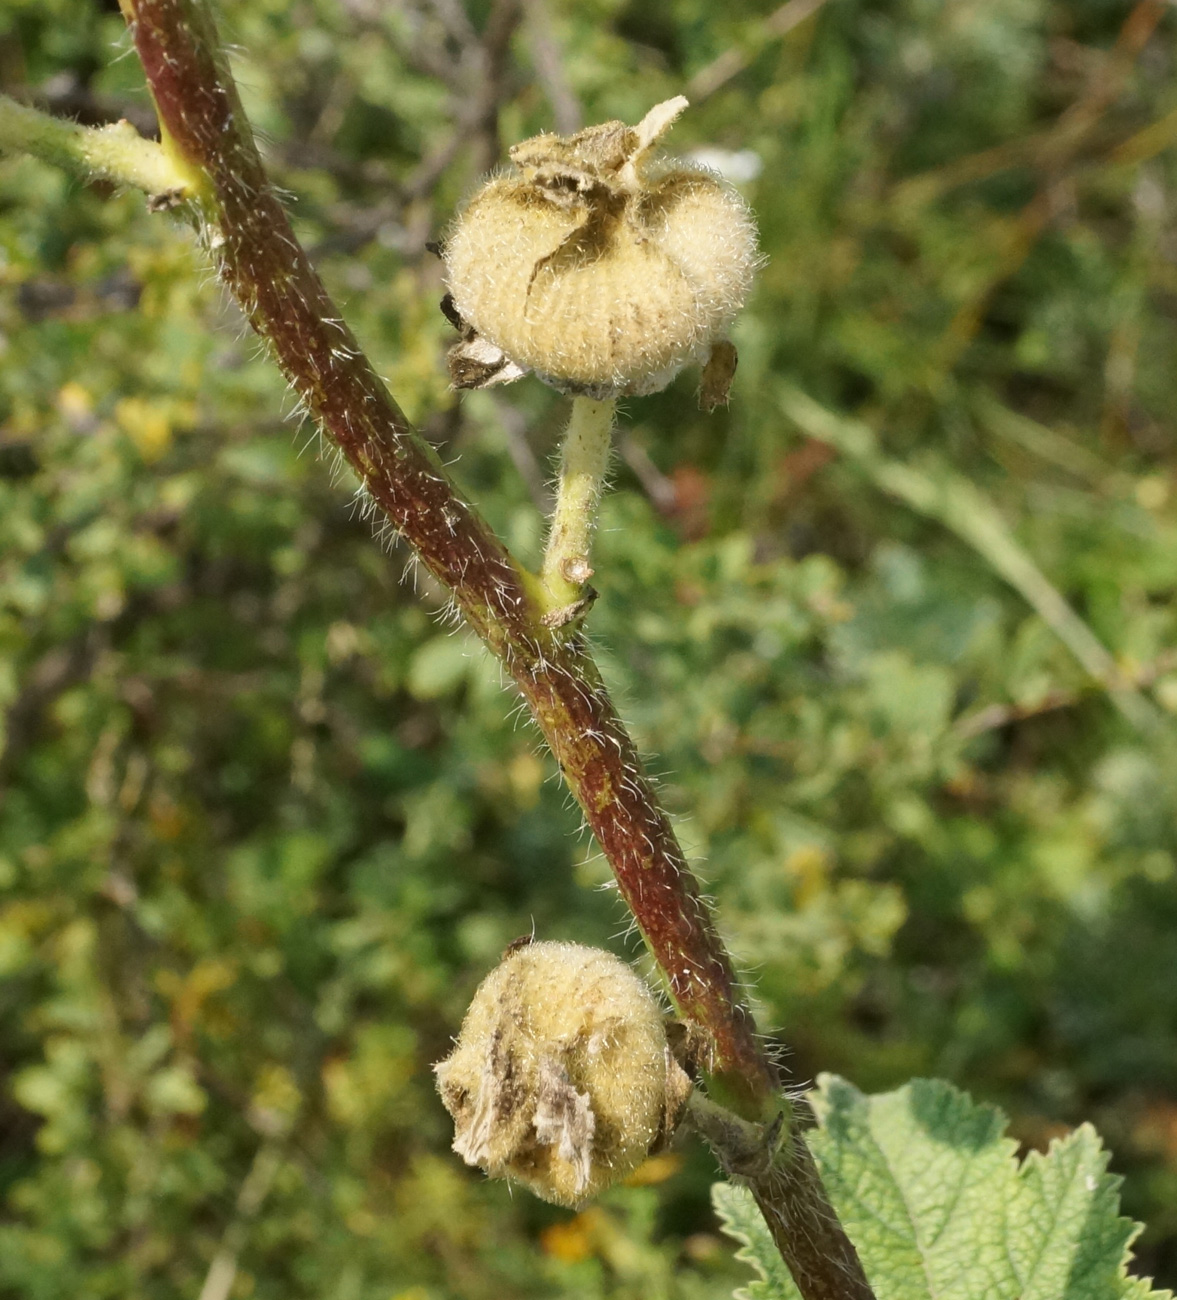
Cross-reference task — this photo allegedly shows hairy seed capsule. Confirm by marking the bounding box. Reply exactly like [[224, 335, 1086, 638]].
[[442, 97, 759, 402], [434, 940, 692, 1207]]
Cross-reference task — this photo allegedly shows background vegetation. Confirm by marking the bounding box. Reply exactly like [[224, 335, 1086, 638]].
[[2, 0, 1177, 1295]]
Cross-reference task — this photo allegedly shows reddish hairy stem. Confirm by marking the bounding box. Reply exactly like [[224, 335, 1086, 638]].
[[121, 0, 767, 1109], [752, 1142, 875, 1300], [118, 3, 874, 1296]]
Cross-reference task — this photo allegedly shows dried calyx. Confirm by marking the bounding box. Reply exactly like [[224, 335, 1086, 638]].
[[435, 940, 693, 1207], [442, 97, 759, 407]]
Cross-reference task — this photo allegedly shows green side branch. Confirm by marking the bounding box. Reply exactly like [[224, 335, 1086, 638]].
[[0, 92, 190, 200]]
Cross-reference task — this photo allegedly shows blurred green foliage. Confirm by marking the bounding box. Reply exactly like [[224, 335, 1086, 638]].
[[2, 0, 1177, 1295]]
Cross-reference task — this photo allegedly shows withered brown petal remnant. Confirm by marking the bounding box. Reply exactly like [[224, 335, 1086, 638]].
[[443, 97, 759, 400], [435, 941, 692, 1207]]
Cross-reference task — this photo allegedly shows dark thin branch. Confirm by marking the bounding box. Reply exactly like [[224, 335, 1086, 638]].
[[687, 0, 829, 103], [0, 630, 103, 788], [617, 431, 677, 516], [523, 0, 582, 134], [487, 393, 549, 510], [400, 0, 521, 199], [379, 1, 474, 91], [422, 0, 479, 49]]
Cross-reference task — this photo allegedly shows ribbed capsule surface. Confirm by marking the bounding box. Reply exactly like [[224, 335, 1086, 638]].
[[434, 941, 691, 1207], [442, 99, 759, 399]]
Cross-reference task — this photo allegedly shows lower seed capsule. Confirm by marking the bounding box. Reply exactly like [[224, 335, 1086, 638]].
[[435, 940, 692, 1207]]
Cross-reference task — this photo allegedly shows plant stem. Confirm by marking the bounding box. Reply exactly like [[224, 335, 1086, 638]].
[[539, 397, 615, 619], [61, 4, 877, 1296], [0, 92, 189, 199], [687, 1094, 875, 1300], [120, 0, 765, 1103]]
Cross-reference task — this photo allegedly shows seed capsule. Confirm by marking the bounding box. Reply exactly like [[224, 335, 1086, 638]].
[[435, 940, 692, 1207], [442, 98, 759, 403]]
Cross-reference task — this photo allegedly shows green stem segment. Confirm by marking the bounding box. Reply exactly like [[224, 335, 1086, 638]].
[[539, 397, 615, 617], [0, 92, 190, 199], [16, 5, 876, 1297]]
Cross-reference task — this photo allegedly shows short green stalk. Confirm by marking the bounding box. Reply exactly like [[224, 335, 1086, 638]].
[[537, 397, 615, 622]]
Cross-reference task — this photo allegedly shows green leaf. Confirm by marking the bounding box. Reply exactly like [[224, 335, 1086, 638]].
[[714, 1076, 1172, 1300]]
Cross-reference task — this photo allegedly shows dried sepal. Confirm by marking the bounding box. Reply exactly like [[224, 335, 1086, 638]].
[[446, 332, 529, 390], [442, 99, 759, 404], [435, 941, 692, 1207], [699, 339, 739, 411], [440, 292, 530, 390]]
